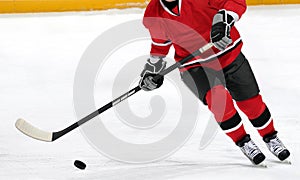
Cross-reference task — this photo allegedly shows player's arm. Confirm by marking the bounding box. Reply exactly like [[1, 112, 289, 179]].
[[139, 21, 172, 91], [222, 0, 247, 19], [209, 0, 247, 50], [139, 36, 171, 91]]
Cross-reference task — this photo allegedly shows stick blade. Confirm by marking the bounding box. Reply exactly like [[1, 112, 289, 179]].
[[15, 118, 53, 142]]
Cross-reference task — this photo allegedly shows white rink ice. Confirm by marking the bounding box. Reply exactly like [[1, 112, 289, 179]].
[[1, 5, 300, 180]]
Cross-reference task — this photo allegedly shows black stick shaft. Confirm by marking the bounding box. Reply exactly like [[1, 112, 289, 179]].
[[52, 43, 212, 141], [52, 86, 141, 141]]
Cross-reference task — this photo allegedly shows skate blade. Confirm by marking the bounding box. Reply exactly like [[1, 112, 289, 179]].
[[253, 162, 267, 168], [281, 159, 292, 165], [257, 162, 268, 168]]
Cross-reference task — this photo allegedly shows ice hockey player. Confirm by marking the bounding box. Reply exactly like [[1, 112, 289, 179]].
[[139, 0, 290, 165]]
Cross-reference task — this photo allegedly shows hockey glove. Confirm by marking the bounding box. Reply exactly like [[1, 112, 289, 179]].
[[139, 56, 167, 91], [211, 10, 236, 51]]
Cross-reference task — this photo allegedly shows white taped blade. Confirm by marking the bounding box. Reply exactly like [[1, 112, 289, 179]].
[[15, 118, 53, 142]]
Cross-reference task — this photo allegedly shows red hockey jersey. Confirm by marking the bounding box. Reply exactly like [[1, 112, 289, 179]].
[[143, 0, 247, 71]]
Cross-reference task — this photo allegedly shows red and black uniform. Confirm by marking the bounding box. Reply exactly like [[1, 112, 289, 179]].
[[143, 0, 276, 143], [143, 0, 245, 71]]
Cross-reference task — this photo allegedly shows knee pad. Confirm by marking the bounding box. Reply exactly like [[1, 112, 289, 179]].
[[236, 94, 266, 119], [206, 85, 236, 122]]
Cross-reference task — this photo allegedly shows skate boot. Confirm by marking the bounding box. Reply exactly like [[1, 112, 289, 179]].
[[263, 131, 290, 161], [236, 134, 266, 165]]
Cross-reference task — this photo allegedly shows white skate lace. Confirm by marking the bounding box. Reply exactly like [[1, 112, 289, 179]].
[[267, 137, 285, 156], [241, 140, 261, 159]]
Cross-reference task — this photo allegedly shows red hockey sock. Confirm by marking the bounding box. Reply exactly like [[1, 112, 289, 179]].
[[206, 85, 247, 142], [236, 95, 275, 137]]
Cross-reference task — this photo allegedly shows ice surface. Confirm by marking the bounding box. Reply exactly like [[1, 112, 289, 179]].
[[0, 5, 299, 180]]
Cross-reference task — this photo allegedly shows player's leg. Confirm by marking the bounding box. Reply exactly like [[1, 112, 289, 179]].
[[181, 66, 265, 165], [225, 52, 290, 161], [206, 84, 266, 165], [181, 67, 245, 141]]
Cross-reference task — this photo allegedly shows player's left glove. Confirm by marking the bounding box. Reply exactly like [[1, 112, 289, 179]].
[[211, 10, 236, 51], [139, 56, 166, 91]]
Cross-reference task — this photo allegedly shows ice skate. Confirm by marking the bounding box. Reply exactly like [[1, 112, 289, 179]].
[[263, 131, 290, 162], [236, 134, 266, 165]]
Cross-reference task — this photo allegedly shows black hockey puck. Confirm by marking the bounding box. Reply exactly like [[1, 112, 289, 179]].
[[74, 160, 86, 170]]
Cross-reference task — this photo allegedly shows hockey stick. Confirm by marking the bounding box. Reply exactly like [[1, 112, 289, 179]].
[[15, 43, 213, 142]]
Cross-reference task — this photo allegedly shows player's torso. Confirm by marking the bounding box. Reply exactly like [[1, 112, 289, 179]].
[[148, 1, 216, 38], [161, 0, 216, 32], [144, 0, 242, 70], [145, 0, 218, 56]]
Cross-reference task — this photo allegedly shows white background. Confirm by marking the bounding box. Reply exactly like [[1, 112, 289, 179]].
[[0, 5, 299, 179]]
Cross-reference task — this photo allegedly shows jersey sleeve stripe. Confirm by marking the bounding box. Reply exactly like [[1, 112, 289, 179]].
[[152, 40, 172, 47]]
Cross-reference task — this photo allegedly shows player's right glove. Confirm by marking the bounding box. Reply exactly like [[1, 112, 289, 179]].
[[210, 10, 236, 51], [139, 56, 166, 91]]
